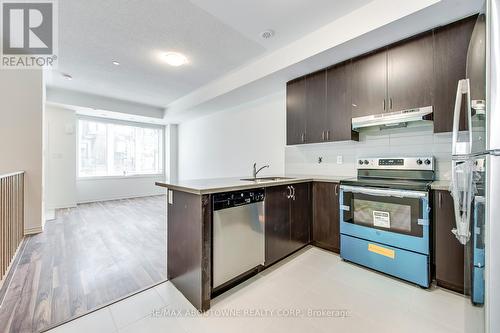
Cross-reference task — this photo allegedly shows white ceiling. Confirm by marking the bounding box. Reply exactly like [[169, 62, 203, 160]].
[[188, 0, 373, 51], [47, 0, 373, 108], [48, 0, 265, 107], [48, 0, 484, 123]]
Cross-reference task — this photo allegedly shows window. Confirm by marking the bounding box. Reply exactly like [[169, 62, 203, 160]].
[[78, 118, 163, 177]]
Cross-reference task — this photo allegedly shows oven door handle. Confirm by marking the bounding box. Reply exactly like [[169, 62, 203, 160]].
[[339, 185, 428, 199]]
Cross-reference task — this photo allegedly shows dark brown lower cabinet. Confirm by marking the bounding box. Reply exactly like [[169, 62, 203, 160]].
[[289, 183, 312, 253], [265, 185, 291, 265], [265, 183, 311, 266], [312, 182, 340, 253], [434, 190, 465, 293]]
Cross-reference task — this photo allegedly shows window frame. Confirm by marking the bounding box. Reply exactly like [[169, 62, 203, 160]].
[[76, 116, 165, 180]]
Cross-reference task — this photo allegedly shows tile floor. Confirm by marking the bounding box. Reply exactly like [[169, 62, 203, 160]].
[[47, 246, 484, 333]]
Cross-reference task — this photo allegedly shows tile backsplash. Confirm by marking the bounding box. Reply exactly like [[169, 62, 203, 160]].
[[285, 123, 452, 180]]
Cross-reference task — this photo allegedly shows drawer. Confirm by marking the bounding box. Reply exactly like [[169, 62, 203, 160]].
[[340, 234, 430, 287]]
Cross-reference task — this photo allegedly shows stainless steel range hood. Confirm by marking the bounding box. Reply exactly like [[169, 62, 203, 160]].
[[352, 106, 433, 130]]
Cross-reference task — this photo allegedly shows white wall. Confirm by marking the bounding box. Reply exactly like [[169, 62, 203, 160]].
[[285, 123, 453, 180], [45, 105, 77, 209], [178, 91, 286, 180], [0, 70, 45, 234], [165, 124, 179, 182], [76, 175, 165, 203]]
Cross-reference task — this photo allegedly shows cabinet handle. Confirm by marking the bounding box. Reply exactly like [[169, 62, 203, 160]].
[[286, 186, 291, 199], [389, 98, 393, 109], [291, 186, 296, 201], [301, 133, 305, 143], [438, 192, 442, 208], [322, 131, 325, 141], [335, 184, 339, 196], [327, 130, 330, 141], [383, 99, 386, 110]]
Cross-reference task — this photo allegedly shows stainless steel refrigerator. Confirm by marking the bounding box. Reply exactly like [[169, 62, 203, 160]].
[[450, 0, 500, 332]]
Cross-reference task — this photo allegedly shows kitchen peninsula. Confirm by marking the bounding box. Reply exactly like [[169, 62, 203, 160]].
[[155, 175, 449, 311], [155, 176, 340, 311]]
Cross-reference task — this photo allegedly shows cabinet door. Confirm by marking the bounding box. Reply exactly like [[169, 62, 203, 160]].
[[312, 182, 340, 253], [265, 185, 291, 265], [286, 77, 307, 145], [434, 190, 465, 293], [305, 70, 327, 144], [387, 33, 434, 112], [433, 16, 476, 133], [351, 50, 388, 118], [289, 183, 312, 253], [326, 62, 358, 142]]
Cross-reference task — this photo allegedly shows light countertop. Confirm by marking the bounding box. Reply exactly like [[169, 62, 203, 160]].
[[156, 175, 450, 195], [155, 175, 347, 195], [430, 180, 451, 191]]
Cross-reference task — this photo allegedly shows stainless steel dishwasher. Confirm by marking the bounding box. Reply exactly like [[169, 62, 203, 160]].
[[212, 189, 265, 289]]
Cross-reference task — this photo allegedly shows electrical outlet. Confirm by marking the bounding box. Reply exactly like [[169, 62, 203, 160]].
[[337, 155, 343, 164]]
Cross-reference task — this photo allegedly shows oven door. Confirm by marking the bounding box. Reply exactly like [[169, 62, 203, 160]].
[[339, 185, 430, 254]]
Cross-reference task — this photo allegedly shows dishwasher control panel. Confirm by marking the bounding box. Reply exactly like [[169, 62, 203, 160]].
[[213, 189, 265, 210]]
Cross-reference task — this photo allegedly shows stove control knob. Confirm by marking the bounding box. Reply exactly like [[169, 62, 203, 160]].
[[424, 159, 431, 165], [358, 160, 364, 165], [364, 160, 369, 165], [416, 159, 423, 165]]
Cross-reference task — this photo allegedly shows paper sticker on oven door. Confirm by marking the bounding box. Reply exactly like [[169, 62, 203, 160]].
[[373, 211, 390, 228]]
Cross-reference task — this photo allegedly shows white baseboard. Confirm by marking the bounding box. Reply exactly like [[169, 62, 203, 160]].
[[45, 209, 56, 221], [24, 226, 43, 235], [76, 192, 164, 204], [47, 203, 77, 210]]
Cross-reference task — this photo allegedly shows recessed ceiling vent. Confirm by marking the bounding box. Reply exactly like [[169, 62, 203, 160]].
[[261, 29, 275, 39]]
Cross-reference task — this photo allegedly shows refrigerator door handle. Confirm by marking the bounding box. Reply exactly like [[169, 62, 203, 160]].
[[452, 79, 473, 156], [450, 159, 474, 245]]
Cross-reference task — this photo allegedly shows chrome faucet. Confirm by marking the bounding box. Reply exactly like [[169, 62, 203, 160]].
[[253, 162, 269, 179]]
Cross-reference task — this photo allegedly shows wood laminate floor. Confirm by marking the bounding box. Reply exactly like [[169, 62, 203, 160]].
[[0, 196, 166, 333]]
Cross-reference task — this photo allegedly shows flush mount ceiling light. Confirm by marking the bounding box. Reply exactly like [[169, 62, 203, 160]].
[[112, 60, 120, 66], [162, 52, 188, 67], [260, 29, 275, 39], [62, 73, 73, 80]]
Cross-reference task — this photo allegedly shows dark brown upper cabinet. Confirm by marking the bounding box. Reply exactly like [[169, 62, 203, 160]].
[[351, 32, 433, 117], [286, 77, 307, 145], [387, 32, 434, 112], [286, 64, 358, 145], [433, 16, 476, 133], [327, 61, 359, 142], [286, 15, 477, 144], [305, 70, 327, 144], [351, 49, 388, 118]]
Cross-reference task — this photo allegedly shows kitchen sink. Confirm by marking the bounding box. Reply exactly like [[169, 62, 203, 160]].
[[240, 177, 294, 182]]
